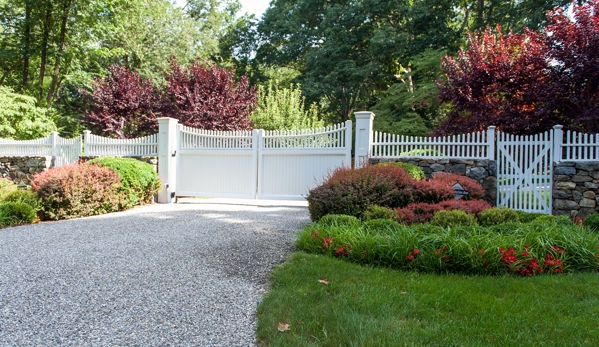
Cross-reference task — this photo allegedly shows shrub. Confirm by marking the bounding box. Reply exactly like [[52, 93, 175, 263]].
[[2, 190, 41, 210], [429, 172, 485, 200], [30, 163, 123, 220], [307, 165, 415, 221], [516, 210, 547, 223], [478, 207, 520, 227], [585, 213, 599, 232], [0, 202, 37, 226], [396, 200, 491, 225], [89, 157, 160, 208], [430, 210, 478, 228], [363, 205, 397, 221], [378, 162, 425, 180], [0, 177, 17, 200], [412, 179, 455, 204]]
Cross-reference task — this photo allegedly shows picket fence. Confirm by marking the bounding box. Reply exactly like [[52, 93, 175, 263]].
[[0, 132, 81, 167], [83, 131, 158, 157]]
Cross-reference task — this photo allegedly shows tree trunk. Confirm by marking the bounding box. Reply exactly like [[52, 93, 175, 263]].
[[47, 0, 72, 106], [476, 0, 485, 29], [22, 0, 32, 90], [39, 0, 53, 99]]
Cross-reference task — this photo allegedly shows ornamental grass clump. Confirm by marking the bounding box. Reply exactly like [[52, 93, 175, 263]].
[[0, 202, 37, 226], [296, 215, 599, 276], [30, 163, 122, 220]]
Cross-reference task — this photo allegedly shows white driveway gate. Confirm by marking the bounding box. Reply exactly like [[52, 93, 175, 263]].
[[496, 130, 553, 213], [172, 121, 352, 200]]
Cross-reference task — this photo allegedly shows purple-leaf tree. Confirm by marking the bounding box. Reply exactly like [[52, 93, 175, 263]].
[[160, 61, 257, 131], [82, 65, 158, 138]]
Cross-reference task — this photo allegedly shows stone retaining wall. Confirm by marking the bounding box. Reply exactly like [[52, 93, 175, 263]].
[[553, 161, 599, 217], [371, 158, 497, 205], [0, 156, 53, 183]]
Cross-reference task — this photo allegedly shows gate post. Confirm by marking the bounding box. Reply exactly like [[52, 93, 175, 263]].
[[553, 125, 563, 163], [354, 111, 375, 168], [157, 117, 179, 203], [487, 126, 496, 160]]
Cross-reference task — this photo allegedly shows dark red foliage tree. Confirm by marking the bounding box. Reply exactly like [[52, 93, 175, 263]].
[[160, 61, 257, 131], [436, 0, 599, 135], [82, 65, 158, 138], [545, 0, 599, 133], [436, 26, 556, 135]]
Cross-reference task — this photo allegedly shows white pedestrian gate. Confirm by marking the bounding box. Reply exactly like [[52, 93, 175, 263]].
[[496, 130, 553, 213], [175, 122, 352, 200]]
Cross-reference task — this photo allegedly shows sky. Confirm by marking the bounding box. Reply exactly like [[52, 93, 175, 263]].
[[239, 0, 271, 19], [175, 0, 271, 19]]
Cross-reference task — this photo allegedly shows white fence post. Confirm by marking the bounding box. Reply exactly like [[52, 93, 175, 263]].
[[487, 126, 496, 160], [157, 117, 179, 203], [83, 130, 91, 156], [354, 111, 375, 168], [51, 131, 58, 157], [553, 125, 563, 163]]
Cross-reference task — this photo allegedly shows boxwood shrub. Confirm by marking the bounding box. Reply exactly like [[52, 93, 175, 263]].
[[89, 157, 160, 209]]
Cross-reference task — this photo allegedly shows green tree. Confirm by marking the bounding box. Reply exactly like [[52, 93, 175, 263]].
[[0, 86, 57, 139], [250, 81, 324, 130]]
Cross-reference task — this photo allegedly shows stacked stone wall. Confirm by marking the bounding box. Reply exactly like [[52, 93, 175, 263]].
[[0, 156, 53, 183], [371, 158, 497, 205], [553, 162, 599, 217]]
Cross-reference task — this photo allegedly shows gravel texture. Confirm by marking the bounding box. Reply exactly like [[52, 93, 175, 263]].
[[0, 202, 310, 346]]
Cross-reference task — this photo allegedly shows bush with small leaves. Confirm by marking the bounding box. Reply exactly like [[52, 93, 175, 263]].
[[0, 202, 37, 226], [363, 205, 397, 221], [516, 210, 547, 223], [363, 218, 403, 234], [30, 163, 123, 220], [478, 207, 520, 227], [89, 157, 160, 208], [429, 172, 485, 200], [307, 165, 415, 221], [2, 190, 41, 211], [0, 178, 17, 200], [585, 213, 599, 232], [378, 162, 425, 181], [430, 209, 478, 228]]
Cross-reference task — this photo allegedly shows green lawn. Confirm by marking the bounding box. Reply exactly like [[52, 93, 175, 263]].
[[257, 252, 599, 346]]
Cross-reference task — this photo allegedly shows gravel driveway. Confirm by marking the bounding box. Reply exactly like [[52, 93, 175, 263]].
[[0, 201, 310, 346]]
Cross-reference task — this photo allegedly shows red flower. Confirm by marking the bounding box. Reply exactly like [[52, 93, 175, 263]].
[[407, 255, 414, 261], [322, 237, 333, 248], [478, 249, 485, 255], [413, 249, 420, 255]]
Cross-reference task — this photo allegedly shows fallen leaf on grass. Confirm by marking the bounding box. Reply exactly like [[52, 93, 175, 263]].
[[318, 277, 330, 285], [278, 322, 291, 332], [400, 292, 407, 295]]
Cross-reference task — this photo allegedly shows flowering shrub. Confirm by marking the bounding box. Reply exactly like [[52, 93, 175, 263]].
[[30, 163, 123, 220], [429, 173, 485, 200]]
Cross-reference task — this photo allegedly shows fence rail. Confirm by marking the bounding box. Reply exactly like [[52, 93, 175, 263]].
[[371, 127, 494, 160], [560, 130, 599, 161], [83, 131, 158, 156], [263, 122, 350, 149]]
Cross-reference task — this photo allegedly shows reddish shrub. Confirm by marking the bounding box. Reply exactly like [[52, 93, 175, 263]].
[[437, 199, 491, 215], [307, 165, 416, 221], [395, 199, 492, 225], [30, 163, 123, 220], [429, 173, 485, 200], [412, 179, 455, 204]]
